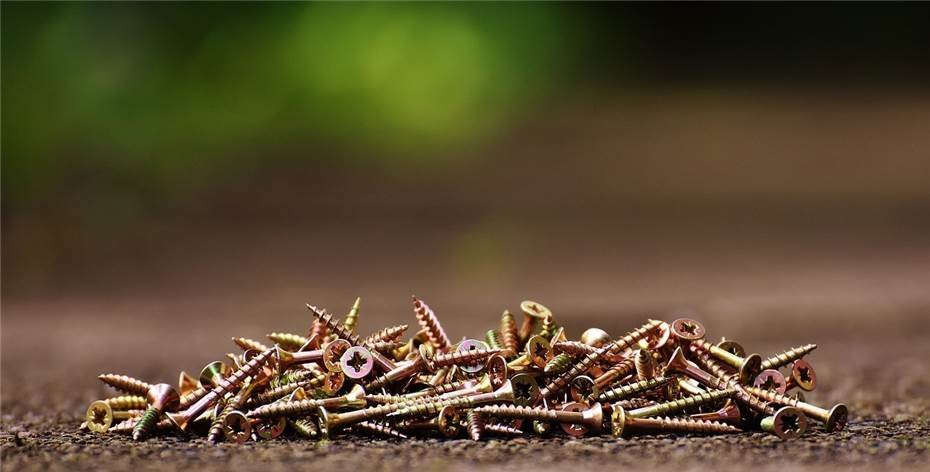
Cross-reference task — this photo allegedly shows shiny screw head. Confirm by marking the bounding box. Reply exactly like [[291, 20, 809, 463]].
[[753, 369, 787, 394], [323, 339, 352, 373], [340, 346, 374, 379], [671, 318, 706, 341]]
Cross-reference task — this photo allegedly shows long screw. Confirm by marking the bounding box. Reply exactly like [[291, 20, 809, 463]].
[[744, 386, 848, 432], [474, 403, 603, 434], [760, 344, 817, 370], [611, 404, 741, 437], [595, 376, 672, 403], [626, 388, 734, 418]]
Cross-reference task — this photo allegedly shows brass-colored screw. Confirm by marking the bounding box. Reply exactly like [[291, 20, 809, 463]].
[[626, 388, 734, 418], [98, 374, 153, 396], [579, 328, 612, 348], [84, 401, 145, 433], [208, 376, 266, 444], [760, 406, 809, 440], [307, 304, 396, 372], [179, 361, 231, 409], [248, 384, 367, 419], [594, 358, 636, 389], [132, 383, 180, 441], [544, 353, 574, 375], [485, 422, 525, 437], [232, 337, 270, 353], [753, 369, 787, 394], [691, 399, 743, 424], [500, 310, 519, 357], [691, 339, 763, 384], [518, 300, 551, 342], [385, 380, 515, 421], [362, 324, 409, 347], [539, 312, 557, 340], [396, 405, 463, 438], [634, 349, 657, 381], [595, 376, 672, 403], [744, 386, 848, 432], [352, 421, 408, 439], [343, 297, 362, 334], [244, 370, 329, 409], [474, 403, 603, 435], [760, 344, 817, 370], [610, 404, 741, 437], [485, 329, 503, 352], [411, 296, 453, 352], [785, 359, 817, 392], [266, 332, 308, 351], [466, 409, 484, 441]]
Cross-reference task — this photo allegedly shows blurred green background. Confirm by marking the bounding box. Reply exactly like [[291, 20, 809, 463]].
[[2, 3, 929, 304]]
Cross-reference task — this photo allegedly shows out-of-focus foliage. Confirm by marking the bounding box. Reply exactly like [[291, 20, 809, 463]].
[[2, 3, 573, 203]]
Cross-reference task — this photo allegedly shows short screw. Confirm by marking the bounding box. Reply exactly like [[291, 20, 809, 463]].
[[518, 300, 552, 342], [466, 409, 484, 441], [343, 297, 362, 334], [132, 383, 180, 441], [499, 310, 519, 357], [634, 349, 657, 381], [266, 332, 308, 351], [98, 374, 152, 396]]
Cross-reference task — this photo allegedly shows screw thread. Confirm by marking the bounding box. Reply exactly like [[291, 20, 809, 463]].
[[131, 407, 161, 441], [389, 395, 478, 420], [353, 421, 408, 439], [266, 332, 308, 351], [412, 296, 452, 351], [483, 423, 523, 436], [632, 416, 742, 434], [485, 329, 503, 351], [110, 416, 174, 435], [500, 310, 519, 357], [272, 369, 315, 388], [363, 324, 409, 346], [249, 397, 328, 419], [344, 297, 362, 334], [208, 399, 235, 443], [366, 340, 402, 354], [615, 398, 657, 410], [290, 418, 319, 438], [627, 388, 734, 418], [466, 410, 484, 441], [541, 320, 662, 398], [104, 395, 148, 411], [743, 386, 826, 419], [213, 347, 276, 397], [544, 353, 574, 375], [540, 313, 557, 339], [553, 341, 597, 356], [98, 374, 152, 396], [634, 349, 657, 381], [248, 372, 326, 408], [594, 358, 637, 388], [596, 376, 671, 403], [432, 348, 501, 369], [760, 344, 818, 370], [307, 304, 361, 345], [474, 404, 560, 422], [232, 337, 270, 353], [178, 386, 208, 409]]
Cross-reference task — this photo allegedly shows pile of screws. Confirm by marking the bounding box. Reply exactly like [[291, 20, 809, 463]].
[[83, 298, 847, 443]]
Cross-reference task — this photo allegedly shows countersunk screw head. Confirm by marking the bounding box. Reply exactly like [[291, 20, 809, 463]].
[[85, 401, 114, 433], [525, 335, 553, 369], [510, 373, 540, 406], [223, 411, 252, 444], [323, 339, 352, 373], [199, 361, 231, 389], [671, 318, 706, 341], [826, 404, 849, 433], [738, 353, 763, 385], [570, 375, 598, 403], [717, 339, 747, 357], [456, 339, 489, 374], [753, 369, 787, 394], [437, 406, 464, 438], [340, 346, 374, 379], [486, 354, 509, 390], [610, 404, 628, 437], [790, 359, 817, 391], [761, 406, 808, 440], [560, 401, 603, 437], [579, 328, 612, 348]]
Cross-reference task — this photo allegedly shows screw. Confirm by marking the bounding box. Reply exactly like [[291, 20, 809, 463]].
[[484, 422, 525, 437], [691, 339, 763, 384], [595, 376, 672, 403], [753, 369, 787, 394], [569, 375, 598, 403], [485, 329, 503, 352], [266, 332, 308, 351], [466, 409, 484, 441], [340, 346, 375, 379], [664, 347, 775, 417], [518, 300, 552, 342], [98, 374, 153, 396], [760, 406, 809, 440], [362, 324, 409, 347], [579, 328, 612, 348], [594, 358, 636, 389], [385, 380, 516, 421], [179, 361, 232, 409], [84, 401, 145, 433], [352, 421, 409, 439], [670, 318, 706, 342], [785, 359, 817, 392], [539, 312, 558, 340], [760, 344, 817, 370], [691, 399, 743, 424], [456, 339, 490, 374], [544, 353, 574, 375], [716, 338, 747, 357], [634, 349, 657, 381], [132, 383, 180, 441], [248, 384, 367, 419], [744, 386, 848, 432], [343, 297, 362, 334], [626, 388, 734, 418], [397, 405, 463, 438], [475, 402, 603, 436], [208, 376, 267, 444], [232, 337, 270, 353], [411, 296, 453, 352], [500, 310, 520, 357], [610, 404, 741, 437]]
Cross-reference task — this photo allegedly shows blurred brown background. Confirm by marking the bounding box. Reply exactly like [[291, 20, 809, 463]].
[[2, 2, 930, 446]]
